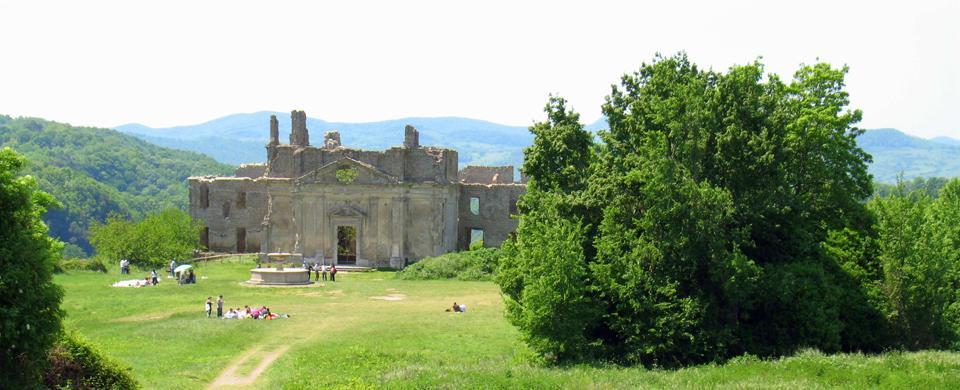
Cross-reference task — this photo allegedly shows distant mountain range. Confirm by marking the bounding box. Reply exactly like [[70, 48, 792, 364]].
[[116, 112, 538, 169], [855, 129, 960, 182], [115, 113, 960, 184]]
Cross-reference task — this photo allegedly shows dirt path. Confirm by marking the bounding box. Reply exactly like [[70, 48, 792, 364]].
[[208, 345, 290, 388]]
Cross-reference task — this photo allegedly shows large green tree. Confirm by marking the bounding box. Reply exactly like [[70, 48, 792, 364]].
[[867, 181, 960, 349], [522, 96, 594, 194], [89, 208, 203, 269], [0, 147, 64, 386], [499, 54, 885, 366]]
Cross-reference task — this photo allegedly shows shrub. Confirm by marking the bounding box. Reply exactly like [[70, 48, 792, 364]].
[[497, 191, 600, 362], [62, 243, 88, 259], [396, 248, 501, 281], [0, 147, 64, 386], [44, 331, 139, 389], [57, 259, 108, 273]]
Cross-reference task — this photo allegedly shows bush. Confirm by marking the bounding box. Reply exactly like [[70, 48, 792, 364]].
[[0, 147, 64, 386], [57, 259, 108, 273], [44, 331, 139, 389], [396, 248, 501, 281], [62, 243, 88, 259]]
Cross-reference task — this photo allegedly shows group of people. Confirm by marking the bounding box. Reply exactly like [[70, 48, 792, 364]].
[[179, 269, 197, 284], [119, 259, 131, 274], [140, 269, 160, 286], [111, 267, 161, 288], [303, 262, 337, 282], [205, 295, 287, 320]]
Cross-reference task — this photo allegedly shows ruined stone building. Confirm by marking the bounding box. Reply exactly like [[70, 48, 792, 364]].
[[189, 110, 526, 268]]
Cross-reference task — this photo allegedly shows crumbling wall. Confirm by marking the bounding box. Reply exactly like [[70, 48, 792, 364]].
[[188, 177, 269, 253], [457, 183, 525, 249], [404, 148, 456, 183], [458, 166, 515, 184], [235, 164, 266, 178]]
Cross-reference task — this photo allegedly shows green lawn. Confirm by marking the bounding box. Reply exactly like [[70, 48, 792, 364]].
[[56, 259, 960, 389]]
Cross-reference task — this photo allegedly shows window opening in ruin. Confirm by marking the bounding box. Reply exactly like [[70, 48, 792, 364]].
[[336, 166, 358, 183], [470, 197, 480, 215], [509, 197, 518, 215], [201, 185, 209, 208], [200, 227, 209, 248], [222, 202, 230, 218], [237, 192, 246, 209], [236, 228, 246, 253], [470, 228, 484, 248], [337, 225, 357, 264]]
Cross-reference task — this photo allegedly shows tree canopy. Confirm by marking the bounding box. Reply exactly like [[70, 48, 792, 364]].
[[497, 54, 959, 367], [89, 209, 204, 269]]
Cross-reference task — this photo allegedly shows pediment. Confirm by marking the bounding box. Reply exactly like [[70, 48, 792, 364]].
[[329, 205, 365, 218], [295, 157, 400, 185]]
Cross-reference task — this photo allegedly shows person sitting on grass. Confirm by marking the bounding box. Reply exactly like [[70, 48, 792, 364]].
[[447, 302, 462, 312]]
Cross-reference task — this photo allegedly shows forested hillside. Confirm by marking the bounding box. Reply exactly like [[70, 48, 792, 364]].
[[0, 115, 233, 254]]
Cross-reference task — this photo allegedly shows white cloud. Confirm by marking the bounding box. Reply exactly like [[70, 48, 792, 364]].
[[0, 0, 956, 137]]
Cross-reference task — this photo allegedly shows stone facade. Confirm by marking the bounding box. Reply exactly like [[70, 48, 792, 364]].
[[188, 110, 526, 268]]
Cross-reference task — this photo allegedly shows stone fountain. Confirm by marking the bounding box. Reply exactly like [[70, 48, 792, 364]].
[[247, 252, 312, 286]]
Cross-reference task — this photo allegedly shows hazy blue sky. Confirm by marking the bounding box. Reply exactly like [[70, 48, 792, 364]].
[[1, 0, 957, 137]]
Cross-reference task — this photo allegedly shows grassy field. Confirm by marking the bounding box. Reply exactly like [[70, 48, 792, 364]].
[[56, 258, 960, 389]]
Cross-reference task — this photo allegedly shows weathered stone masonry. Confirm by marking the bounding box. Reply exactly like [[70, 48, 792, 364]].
[[189, 110, 526, 268]]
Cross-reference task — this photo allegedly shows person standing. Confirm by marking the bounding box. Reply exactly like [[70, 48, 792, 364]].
[[205, 297, 212, 318], [169, 259, 177, 277], [216, 295, 224, 318], [150, 270, 158, 285], [321, 263, 327, 282], [330, 264, 337, 282]]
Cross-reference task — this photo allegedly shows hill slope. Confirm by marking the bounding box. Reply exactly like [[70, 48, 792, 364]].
[[0, 115, 233, 254], [856, 128, 960, 183]]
